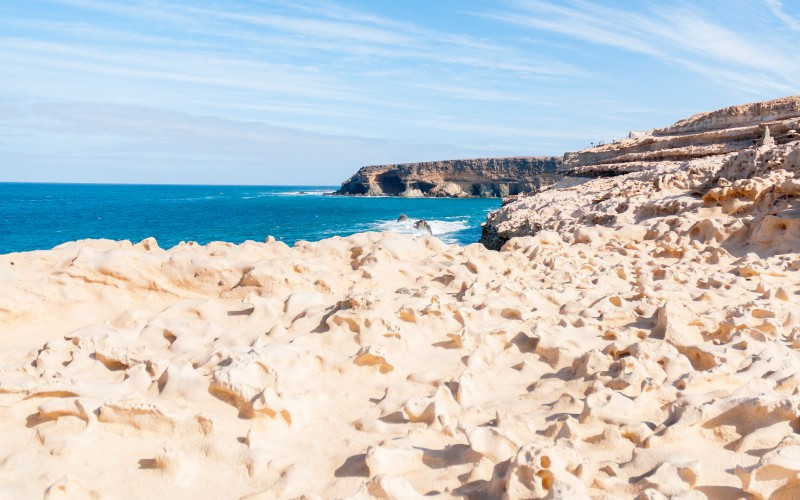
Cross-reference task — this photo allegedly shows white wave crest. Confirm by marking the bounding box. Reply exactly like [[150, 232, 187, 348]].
[[369, 218, 470, 242], [273, 189, 334, 197], [241, 190, 334, 199]]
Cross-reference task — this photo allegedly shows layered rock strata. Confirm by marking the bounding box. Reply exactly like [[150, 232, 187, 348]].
[[336, 156, 562, 197], [483, 95, 800, 248], [564, 95, 800, 177]]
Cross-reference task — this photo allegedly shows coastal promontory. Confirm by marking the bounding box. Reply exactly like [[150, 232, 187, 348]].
[[335, 156, 562, 198]]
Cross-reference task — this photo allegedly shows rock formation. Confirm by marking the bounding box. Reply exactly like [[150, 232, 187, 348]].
[[412, 219, 432, 235], [482, 94, 800, 249], [336, 157, 562, 198], [562, 95, 800, 177], [4, 95, 800, 498]]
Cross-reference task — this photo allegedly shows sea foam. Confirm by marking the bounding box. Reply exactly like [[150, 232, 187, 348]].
[[370, 218, 469, 243]]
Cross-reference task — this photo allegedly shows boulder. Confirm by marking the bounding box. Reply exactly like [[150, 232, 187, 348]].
[[413, 220, 433, 235]]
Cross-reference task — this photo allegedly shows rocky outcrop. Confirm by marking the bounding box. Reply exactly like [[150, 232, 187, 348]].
[[336, 157, 562, 198], [481, 95, 800, 249], [563, 95, 800, 178]]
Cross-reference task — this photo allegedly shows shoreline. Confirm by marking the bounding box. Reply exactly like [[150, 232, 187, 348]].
[[3, 205, 799, 496], [0, 184, 499, 254], [2, 95, 800, 497]]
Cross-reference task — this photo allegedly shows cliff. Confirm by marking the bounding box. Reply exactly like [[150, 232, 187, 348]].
[[481, 94, 800, 249], [562, 95, 800, 177], [336, 156, 562, 198]]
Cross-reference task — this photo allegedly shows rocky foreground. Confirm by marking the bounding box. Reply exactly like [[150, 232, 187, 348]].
[[336, 157, 561, 198], [3, 96, 800, 499]]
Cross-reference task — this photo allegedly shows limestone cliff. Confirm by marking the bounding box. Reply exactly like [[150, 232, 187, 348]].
[[562, 95, 800, 178], [336, 156, 562, 198], [481, 94, 800, 249]]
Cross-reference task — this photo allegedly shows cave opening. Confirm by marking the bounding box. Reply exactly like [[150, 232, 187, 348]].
[[347, 182, 369, 194], [376, 173, 405, 194], [472, 183, 497, 197], [411, 181, 437, 193]]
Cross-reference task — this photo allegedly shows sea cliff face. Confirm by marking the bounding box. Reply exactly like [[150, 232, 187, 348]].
[[481, 95, 800, 249], [336, 156, 562, 198]]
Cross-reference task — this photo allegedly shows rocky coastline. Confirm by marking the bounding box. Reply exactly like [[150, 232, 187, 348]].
[[335, 156, 562, 198], [481, 94, 800, 249], [4, 95, 800, 497]]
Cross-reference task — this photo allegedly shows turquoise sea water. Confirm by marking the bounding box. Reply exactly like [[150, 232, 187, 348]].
[[0, 183, 500, 254]]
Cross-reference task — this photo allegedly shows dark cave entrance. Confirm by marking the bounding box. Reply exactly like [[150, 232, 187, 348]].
[[472, 183, 496, 197], [411, 181, 437, 194], [347, 182, 369, 194], [376, 173, 405, 194]]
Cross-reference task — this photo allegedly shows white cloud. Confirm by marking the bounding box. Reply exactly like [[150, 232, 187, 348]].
[[765, 0, 800, 32], [2, 0, 798, 184], [483, 0, 800, 95], [0, 102, 517, 184], [40, 0, 580, 78]]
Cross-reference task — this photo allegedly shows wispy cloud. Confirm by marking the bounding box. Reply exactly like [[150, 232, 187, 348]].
[[482, 0, 800, 94], [184, 8, 415, 46], [0, 102, 515, 184], [765, 0, 800, 32], [41, 0, 581, 78], [1, 0, 798, 183]]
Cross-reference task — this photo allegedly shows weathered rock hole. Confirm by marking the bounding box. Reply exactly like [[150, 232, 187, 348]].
[[163, 329, 177, 345], [536, 470, 555, 490]]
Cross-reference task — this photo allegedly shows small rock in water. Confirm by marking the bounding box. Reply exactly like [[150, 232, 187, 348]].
[[413, 220, 433, 235], [397, 214, 408, 222]]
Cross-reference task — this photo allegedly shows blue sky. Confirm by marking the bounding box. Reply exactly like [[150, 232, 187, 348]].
[[1, 0, 799, 185]]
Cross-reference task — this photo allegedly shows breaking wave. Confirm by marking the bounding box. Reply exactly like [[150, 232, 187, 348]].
[[369, 217, 470, 243]]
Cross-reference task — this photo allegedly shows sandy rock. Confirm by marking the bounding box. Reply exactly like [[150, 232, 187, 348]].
[[490, 441, 587, 499], [3, 95, 800, 497], [737, 436, 800, 499], [353, 345, 394, 373], [43, 476, 101, 500]]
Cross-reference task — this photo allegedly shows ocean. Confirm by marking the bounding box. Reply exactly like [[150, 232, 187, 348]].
[[0, 183, 501, 254]]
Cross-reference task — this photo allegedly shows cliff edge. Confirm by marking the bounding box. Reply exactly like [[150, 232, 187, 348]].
[[336, 156, 562, 198], [481, 94, 800, 249]]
